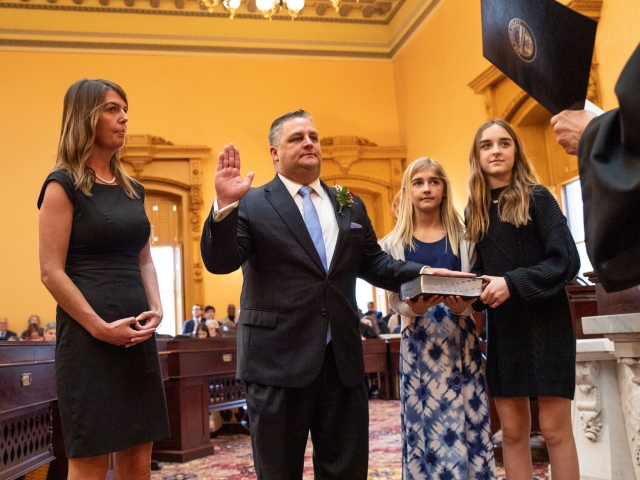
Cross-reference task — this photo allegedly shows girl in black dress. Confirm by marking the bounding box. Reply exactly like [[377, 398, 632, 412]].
[[38, 79, 169, 479], [465, 119, 580, 480]]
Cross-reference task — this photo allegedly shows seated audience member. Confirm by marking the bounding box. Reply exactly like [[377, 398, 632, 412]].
[[20, 314, 43, 339], [387, 313, 401, 332], [195, 323, 210, 339], [218, 304, 237, 328], [7, 335, 20, 341], [206, 319, 220, 338], [44, 322, 57, 342], [392, 323, 401, 334], [359, 315, 379, 339], [204, 305, 216, 321], [182, 304, 204, 335], [0, 317, 16, 340], [364, 301, 383, 320], [24, 324, 44, 342], [376, 315, 390, 335]]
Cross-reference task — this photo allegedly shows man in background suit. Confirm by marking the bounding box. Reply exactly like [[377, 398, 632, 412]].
[[200, 110, 472, 479], [181, 304, 204, 335], [551, 43, 640, 292], [0, 317, 16, 340]]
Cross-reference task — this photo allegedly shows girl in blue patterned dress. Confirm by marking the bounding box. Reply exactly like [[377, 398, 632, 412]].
[[381, 158, 495, 480]]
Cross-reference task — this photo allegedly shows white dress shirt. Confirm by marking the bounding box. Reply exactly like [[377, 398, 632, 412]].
[[213, 174, 339, 270]]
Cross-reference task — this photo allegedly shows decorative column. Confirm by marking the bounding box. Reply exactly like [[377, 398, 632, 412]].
[[583, 313, 640, 479], [572, 339, 635, 479], [319, 135, 406, 237], [121, 134, 211, 314]]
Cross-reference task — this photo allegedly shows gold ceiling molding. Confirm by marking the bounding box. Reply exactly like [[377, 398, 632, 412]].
[[0, 0, 441, 57], [0, 37, 392, 58], [388, 0, 441, 56], [0, 28, 389, 48], [0, 0, 403, 23]]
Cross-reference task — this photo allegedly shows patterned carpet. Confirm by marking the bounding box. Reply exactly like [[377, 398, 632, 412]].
[[151, 400, 549, 480]]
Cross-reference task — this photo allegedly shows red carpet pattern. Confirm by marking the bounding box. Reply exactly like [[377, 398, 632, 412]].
[[151, 400, 549, 479]]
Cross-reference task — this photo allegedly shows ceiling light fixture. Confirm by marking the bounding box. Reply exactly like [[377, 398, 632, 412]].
[[201, 0, 241, 19], [202, 0, 342, 20]]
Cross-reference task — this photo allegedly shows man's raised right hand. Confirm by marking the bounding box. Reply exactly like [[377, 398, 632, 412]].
[[215, 143, 255, 209]]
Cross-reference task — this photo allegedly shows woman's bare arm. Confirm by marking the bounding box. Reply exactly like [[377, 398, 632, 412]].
[[136, 239, 163, 331], [39, 181, 153, 346]]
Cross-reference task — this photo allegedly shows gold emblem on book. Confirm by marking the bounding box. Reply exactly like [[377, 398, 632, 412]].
[[508, 18, 537, 63]]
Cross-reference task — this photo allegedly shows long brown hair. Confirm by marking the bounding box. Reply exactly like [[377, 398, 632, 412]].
[[384, 157, 463, 256], [465, 119, 539, 243], [54, 79, 139, 198]]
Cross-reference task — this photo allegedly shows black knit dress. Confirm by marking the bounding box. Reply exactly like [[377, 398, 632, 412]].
[[472, 185, 580, 399], [37, 171, 170, 458]]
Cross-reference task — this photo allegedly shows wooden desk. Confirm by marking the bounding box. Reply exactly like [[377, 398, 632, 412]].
[[384, 336, 401, 400], [0, 342, 56, 480], [152, 337, 245, 463], [566, 285, 602, 339], [362, 338, 390, 400]]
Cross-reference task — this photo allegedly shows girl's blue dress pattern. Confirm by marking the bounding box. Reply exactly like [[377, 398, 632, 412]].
[[402, 237, 495, 480]]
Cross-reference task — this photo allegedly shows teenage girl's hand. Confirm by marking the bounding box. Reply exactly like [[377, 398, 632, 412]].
[[405, 295, 445, 315], [94, 317, 155, 347], [479, 275, 510, 308], [443, 296, 477, 315]]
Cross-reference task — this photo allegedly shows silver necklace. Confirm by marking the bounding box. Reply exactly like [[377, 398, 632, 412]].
[[95, 172, 116, 184]]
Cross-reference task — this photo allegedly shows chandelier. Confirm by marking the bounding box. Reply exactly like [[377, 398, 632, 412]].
[[201, 0, 340, 20], [201, 0, 241, 19]]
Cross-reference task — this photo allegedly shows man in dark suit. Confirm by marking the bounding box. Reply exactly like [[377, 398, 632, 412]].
[[200, 110, 472, 479], [0, 317, 16, 340], [551, 43, 640, 292], [181, 304, 204, 335]]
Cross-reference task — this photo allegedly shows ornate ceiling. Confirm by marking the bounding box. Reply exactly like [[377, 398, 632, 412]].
[[2, 0, 403, 21], [0, 0, 443, 57], [0, 0, 598, 58]]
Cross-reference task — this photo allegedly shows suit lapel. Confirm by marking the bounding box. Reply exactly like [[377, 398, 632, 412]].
[[264, 176, 327, 274], [323, 181, 351, 274]]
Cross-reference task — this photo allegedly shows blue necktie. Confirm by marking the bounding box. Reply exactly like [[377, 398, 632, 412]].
[[299, 186, 331, 343], [298, 186, 328, 272]]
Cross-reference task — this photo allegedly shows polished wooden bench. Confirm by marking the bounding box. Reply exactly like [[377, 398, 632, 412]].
[[0, 342, 57, 480], [362, 338, 391, 400], [152, 337, 245, 463]]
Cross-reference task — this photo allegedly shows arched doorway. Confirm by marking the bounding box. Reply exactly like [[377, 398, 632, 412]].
[[146, 192, 184, 336]]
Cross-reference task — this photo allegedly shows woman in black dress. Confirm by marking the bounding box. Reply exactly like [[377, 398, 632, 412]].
[[465, 119, 580, 480], [38, 79, 169, 479]]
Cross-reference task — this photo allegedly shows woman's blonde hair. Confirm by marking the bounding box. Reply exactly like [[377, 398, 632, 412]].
[[465, 119, 539, 243], [385, 157, 463, 256], [54, 79, 139, 198]]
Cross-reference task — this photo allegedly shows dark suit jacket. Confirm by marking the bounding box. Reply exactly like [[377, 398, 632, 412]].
[[201, 176, 422, 388], [0, 330, 16, 340], [182, 318, 203, 335], [579, 43, 640, 292]]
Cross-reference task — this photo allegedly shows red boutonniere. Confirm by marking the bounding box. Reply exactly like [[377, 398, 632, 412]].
[[334, 183, 355, 215]]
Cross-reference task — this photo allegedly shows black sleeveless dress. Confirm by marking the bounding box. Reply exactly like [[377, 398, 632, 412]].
[[37, 171, 170, 458]]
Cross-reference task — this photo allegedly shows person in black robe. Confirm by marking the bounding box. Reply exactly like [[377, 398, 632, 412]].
[[551, 43, 640, 292]]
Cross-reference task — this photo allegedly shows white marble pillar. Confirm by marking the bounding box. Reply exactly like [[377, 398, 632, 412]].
[[572, 338, 635, 480], [583, 313, 640, 480]]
